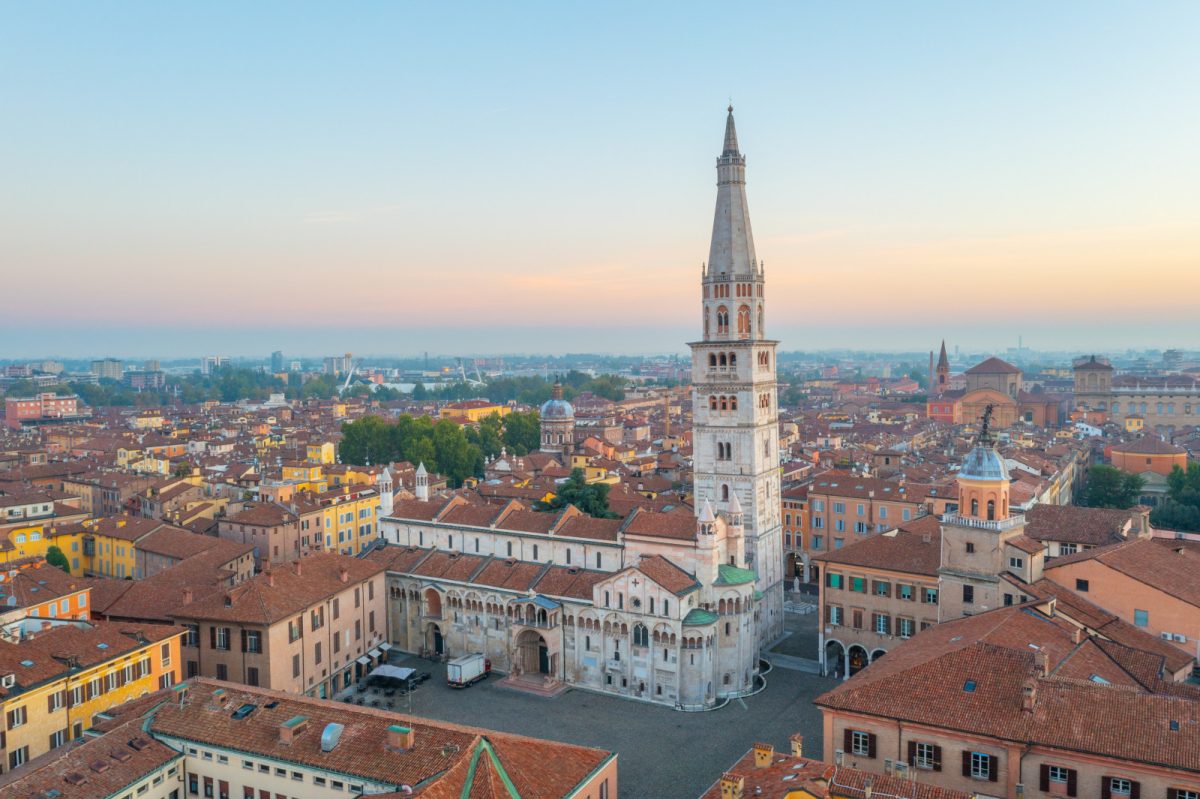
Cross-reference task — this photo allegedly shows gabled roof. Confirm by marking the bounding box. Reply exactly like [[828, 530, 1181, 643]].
[[964, 357, 1020, 375]]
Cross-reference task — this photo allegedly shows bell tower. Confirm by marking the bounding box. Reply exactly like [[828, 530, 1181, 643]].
[[690, 106, 783, 643]]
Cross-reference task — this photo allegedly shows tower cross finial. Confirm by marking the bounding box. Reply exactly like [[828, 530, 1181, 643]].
[[979, 404, 995, 446]]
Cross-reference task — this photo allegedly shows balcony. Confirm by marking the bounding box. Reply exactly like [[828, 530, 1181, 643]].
[[940, 513, 1025, 533]]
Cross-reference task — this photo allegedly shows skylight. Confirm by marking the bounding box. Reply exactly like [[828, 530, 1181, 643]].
[[1089, 675, 1110, 685], [963, 680, 977, 693]]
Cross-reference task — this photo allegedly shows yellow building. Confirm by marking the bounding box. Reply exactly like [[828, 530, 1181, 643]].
[[1125, 414, 1145, 433], [306, 441, 337, 464], [131, 410, 165, 429], [296, 485, 381, 556], [281, 461, 330, 493], [439, 400, 510, 423], [0, 620, 183, 770]]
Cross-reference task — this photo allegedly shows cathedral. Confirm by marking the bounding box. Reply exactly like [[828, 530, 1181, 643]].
[[373, 108, 781, 709]]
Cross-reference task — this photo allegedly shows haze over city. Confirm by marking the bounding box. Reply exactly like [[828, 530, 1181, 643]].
[[4, 1, 1200, 358]]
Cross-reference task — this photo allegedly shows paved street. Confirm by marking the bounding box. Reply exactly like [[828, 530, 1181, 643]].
[[362, 652, 834, 799]]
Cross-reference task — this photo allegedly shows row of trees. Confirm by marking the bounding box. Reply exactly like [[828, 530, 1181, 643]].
[[1150, 462, 1200, 532], [337, 411, 541, 487]]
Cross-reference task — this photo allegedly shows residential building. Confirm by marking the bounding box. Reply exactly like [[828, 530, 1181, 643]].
[[699, 736, 974, 799], [1, 677, 617, 798], [1043, 537, 1200, 657], [3, 393, 89, 429], [816, 516, 943, 678], [170, 553, 387, 699], [1073, 355, 1200, 433], [217, 502, 311, 568], [0, 620, 182, 772], [815, 601, 1200, 799], [90, 358, 124, 381]]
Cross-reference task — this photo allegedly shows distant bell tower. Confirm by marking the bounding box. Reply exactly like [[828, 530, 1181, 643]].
[[690, 106, 784, 644], [936, 340, 950, 394]]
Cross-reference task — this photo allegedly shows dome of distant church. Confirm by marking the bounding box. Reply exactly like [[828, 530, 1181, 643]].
[[539, 383, 574, 420], [959, 445, 1009, 482]]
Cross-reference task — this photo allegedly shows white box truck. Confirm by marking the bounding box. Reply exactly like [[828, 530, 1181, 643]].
[[447, 653, 491, 688]]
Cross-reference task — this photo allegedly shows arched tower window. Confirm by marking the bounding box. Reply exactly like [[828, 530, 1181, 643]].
[[729, 353, 737, 367], [757, 305, 763, 337], [632, 624, 649, 648], [737, 305, 751, 338], [970, 498, 979, 517], [709, 396, 718, 411], [721, 484, 730, 502], [717, 306, 729, 335], [719, 353, 727, 367], [708, 353, 716, 367], [987, 500, 995, 521]]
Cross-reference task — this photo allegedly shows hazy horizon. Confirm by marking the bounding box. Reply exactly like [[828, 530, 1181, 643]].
[[4, 2, 1199, 359]]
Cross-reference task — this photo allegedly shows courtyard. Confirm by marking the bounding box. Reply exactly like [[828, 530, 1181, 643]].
[[356, 642, 834, 799]]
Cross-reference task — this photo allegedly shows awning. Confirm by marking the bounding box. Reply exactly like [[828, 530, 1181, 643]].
[[367, 648, 382, 659], [367, 665, 415, 681], [356, 656, 371, 665], [378, 642, 392, 652]]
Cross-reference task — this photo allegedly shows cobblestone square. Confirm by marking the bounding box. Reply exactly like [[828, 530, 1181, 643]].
[[355, 652, 833, 799]]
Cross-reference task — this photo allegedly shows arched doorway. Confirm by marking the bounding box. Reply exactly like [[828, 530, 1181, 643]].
[[426, 623, 444, 656], [847, 645, 869, 677], [870, 649, 887, 664], [516, 629, 550, 677], [824, 640, 846, 679]]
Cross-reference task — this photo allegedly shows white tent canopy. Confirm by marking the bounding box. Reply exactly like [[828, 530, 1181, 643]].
[[366, 664, 415, 682]]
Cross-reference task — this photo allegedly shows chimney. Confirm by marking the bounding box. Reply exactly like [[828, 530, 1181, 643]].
[[1072, 626, 1083, 644], [720, 773, 745, 799], [1022, 678, 1038, 712], [753, 742, 774, 768], [1034, 649, 1049, 677], [789, 734, 804, 758], [387, 724, 414, 751], [293, 560, 302, 577], [864, 778, 874, 799], [338, 566, 349, 584], [265, 570, 275, 588], [181, 587, 194, 606]]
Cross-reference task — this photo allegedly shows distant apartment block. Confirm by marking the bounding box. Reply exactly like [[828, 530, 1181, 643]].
[[3, 393, 90, 430], [90, 357, 124, 380]]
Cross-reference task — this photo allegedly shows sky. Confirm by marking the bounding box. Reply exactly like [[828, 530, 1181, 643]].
[[2, 1, 1199, 359]]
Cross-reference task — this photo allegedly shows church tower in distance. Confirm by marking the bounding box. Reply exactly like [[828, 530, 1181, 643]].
[[690, 106, 784, 644]]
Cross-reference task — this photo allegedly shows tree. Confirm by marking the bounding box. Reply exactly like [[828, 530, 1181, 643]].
[[537, 468, 617, 518], [502, 411, 541, 456], [1151, 462, 1200, 532], [1082, 465, 1145, 509], [45, 545, 70, 573], [411, 383, 428, 401]]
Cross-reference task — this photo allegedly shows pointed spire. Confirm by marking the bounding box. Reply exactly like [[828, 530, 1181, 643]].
[[723, 105, 740, 157], [937, 340, 949, 368], [698, 498, 715, 524], [416, 461, 427, 476]]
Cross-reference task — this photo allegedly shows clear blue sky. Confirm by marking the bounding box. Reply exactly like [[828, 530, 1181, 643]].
[[2, 1, 1198, 359]]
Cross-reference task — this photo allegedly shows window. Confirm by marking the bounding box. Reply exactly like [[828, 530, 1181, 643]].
[[965, 751, 995, 781], [847, 730, 875, 758], [1075, 579, 1089, 592], [873, 580, 890, 597], [833, 502, 845, 514], [966, 542, 975, 554], [216, 663, 227, 681], [1107, 778, 1133, 797], [8, 745, 29, 770], [244, 630, 262, 653], [7, 705, 27, 728], [292, 653, 301, 678], [850, 577, 866, 593], [1134, 609, 1149, 628], [898, 584, 913, 601], [1060, 543, 1078, 555], [213, 626, 230, 650], [962, 585, 974, 604], [1168, 790, 1198, 799], [1009, 556, 1024, 569], [874, 613, 890, 635], [827, 605, 843, 626], [1041, 765, 1077, 797], [910, 741, 941, 771], [49, 727, 68, 749], [897, 617, 915, 638], [826, 573, 843, 590]]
